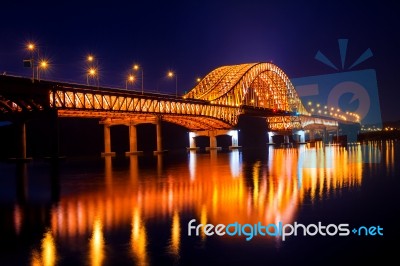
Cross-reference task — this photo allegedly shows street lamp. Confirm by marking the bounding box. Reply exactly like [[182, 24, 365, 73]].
[[87, 67, 97, 85], [26, 42, 38, 81], [126, 75, 135, 90], [133, 64, 144, 94], [37, 59, 49, 81], [86, 54, 99, 86], [168, 71, 177, 97]]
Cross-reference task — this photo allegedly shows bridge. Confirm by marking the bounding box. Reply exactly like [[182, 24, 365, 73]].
[[0, 62, 360, 158]]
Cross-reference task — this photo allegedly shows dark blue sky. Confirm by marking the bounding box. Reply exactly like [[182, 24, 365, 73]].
[[1, 0, 399, 121]]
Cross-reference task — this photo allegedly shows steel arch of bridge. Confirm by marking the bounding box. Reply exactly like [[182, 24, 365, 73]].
[[184, 62, 309, 115]]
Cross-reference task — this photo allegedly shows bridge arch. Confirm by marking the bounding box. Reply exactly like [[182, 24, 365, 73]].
[[183, 62, 308, 115]]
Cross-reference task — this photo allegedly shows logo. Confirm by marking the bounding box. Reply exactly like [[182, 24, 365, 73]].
[[188, 219, 383, 241], [291, 39, 382, 129]]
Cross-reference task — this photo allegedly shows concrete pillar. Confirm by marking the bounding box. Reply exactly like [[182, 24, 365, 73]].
[[102, 125, 115, 156], [20, 122, 27, 160], [284, 135, 290, 144], [298, 130, 305, 143], [207, 131, 218, 150], [126, 125, 142, 155], [268, 132, 275, 145], [323, 127, 328, 144], [228, 130, 240, 149], [154, 118, 164, 154], [309, 130, 315, 142], [187, 132, 199, 150]]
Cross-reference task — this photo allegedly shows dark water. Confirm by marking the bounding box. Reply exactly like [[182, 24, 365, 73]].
[[0, 141, 399, 266]]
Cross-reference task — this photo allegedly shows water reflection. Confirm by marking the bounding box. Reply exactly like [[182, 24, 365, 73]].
[[130, 207, 148, 266], [50, 146, 365, 239], [168, 210, 181, 257], [30, 229, 57, 266], [15, 143, 380, 264], [89, 218, 105, 266]]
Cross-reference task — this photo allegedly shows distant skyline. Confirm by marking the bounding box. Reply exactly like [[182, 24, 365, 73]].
[[1, 1, 399, 121]]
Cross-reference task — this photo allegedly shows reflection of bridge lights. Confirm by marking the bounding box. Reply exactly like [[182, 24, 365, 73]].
[[169, 210, 180, 256], [42, 230, 57, 266], [90, 218, 104, 266]]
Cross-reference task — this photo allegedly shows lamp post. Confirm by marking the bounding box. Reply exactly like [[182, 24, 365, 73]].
[[168, 71, 177, 97], [26, 42, 38, 82], [133, 64, 144, 94], [86, 54, 99, 86]]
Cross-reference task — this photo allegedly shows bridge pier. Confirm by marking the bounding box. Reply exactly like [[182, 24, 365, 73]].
[[125, 125, 143, 155], [188, 129, 240, 151], [267, 132, 275, 145], [154, 117, 165, 154], [101, 124, 116, 157], [295, 130, 306, 144], [20, 122, 27, 160], [228, 130, 240, 150], [206, 131, 218, 151], [187, 132, 199, 150], [13, 122, 32, 161]]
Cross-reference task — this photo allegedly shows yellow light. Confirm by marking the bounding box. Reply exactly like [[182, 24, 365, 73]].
[[88, 68, 97, 76], [27, 43, 35, 51], [87, 55, 94, 62], [133, 64, 139, 70], [308, 101, 312, 106], [42, 230, 57, 266], [90, 218, 104, 266], [196, 77, 201, 82], [168, 71, 174, 78], [39, 60, 49, 69], [128, 75, 135, 82], [316, 103, 320, 107]]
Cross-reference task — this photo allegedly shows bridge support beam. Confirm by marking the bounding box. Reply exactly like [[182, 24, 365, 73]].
[[154, 118, 165, 154], [295, 130, 306, 144], [13, 121, 32, 161], [125, 125, 143, 155], [323, 128, 328, 144], [228, 130, 240, 150], [309, 130, 315, 142], [207, 131, 218, 150], [101, 124, 116, 157], [20, 122, 27, 160], [267, 132, 275, 145], [188, 129, 241, 151], [187, 132, 199, 150]]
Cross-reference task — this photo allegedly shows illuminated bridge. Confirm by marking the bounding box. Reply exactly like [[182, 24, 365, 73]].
[[0, 62, 360, 158]]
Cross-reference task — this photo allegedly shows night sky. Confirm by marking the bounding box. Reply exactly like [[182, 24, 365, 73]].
[[1, 0, 399, 122]]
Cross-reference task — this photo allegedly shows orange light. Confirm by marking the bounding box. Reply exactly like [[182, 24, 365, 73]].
[[27, 43, 35, 51], [88, 68, 97, 76]]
